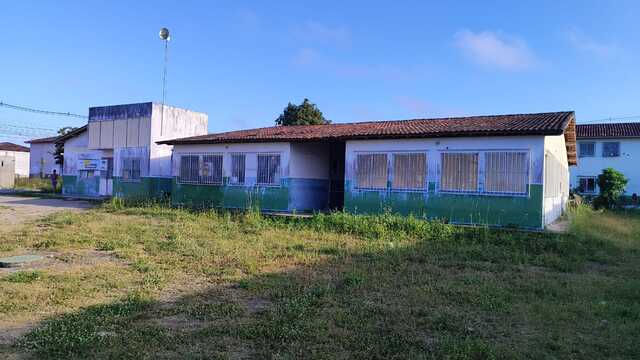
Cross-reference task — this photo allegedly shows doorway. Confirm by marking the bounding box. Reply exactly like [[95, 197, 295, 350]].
[[328, 142, 345, 210], [99, 158, 113, 196]]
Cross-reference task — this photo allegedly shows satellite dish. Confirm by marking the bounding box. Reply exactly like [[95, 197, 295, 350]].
[[159, 27, 170, 41]]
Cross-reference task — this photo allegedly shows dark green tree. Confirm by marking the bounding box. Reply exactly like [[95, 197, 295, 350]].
[[275, 98, 330, 126], [53, 127, 77, 166], [595, 168, 628, 209]]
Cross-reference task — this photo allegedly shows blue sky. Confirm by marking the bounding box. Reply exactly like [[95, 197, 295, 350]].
[[1, 0, 639, 144]]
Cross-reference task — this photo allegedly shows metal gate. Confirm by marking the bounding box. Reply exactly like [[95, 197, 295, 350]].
[[0, 156, 15, 189]]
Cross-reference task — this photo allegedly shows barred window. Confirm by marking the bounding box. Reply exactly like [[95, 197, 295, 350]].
[[179, 155, 199, 183], [440, 153, 478, 192], [230, 154, 246, 185], [579, 177, 597, 194], [201, 154, 223, 184], [179, 154, 223, 185], [257, 154, 280, 185], [392, 153, 426, 190], [122, 158, 141, 182], [484, 152, 528, 194], [602, 142, 620, 157], [356, 153, 388, 189], [579, 142, 595, 157]]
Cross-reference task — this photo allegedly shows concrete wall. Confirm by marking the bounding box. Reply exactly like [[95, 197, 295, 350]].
[[150, 104, 208, 177], [0, 150, 29, 177], [0, 156, 15, 188], [170, 142, 332, 212], [344, 136, 547, 229], [543, 134, 570, 225], [62, 130, 105, 197], [29, 142, 60, 177], [570, 137, 640, 196]]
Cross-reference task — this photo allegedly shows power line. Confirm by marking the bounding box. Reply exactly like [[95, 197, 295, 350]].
[[0, 100, 87, 119], [580, 115, 640, 124]]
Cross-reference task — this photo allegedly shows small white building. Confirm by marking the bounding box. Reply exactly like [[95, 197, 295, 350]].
[[26, 136, 61, 177], [58, 102, 207, 198], [0, 142, 30, 178], [571, 123, 640, 198]]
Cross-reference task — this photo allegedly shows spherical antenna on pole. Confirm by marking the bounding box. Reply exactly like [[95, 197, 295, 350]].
[[159, 27, 170, 41], [159, 27, 170, 135]]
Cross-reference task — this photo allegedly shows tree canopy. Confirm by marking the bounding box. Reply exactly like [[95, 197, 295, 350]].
[[275, 98, 330, 126]]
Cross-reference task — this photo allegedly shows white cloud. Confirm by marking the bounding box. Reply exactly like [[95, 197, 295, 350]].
[[563, 28, 616, 58], [454, 30, 536, 71], [291, 48, 321, 66]]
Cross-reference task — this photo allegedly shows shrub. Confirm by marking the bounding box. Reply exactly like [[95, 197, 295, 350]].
[[595, 168, 628, 209]]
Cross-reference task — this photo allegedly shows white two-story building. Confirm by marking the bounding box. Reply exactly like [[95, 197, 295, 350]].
[[571, 122, 640, 198]]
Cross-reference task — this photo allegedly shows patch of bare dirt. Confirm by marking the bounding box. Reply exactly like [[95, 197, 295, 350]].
[[0, 195, 92, 232], [0, 250, 124, 275]]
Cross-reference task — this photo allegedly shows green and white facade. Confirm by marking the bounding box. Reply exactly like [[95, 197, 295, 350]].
[[60, 102, 207, 199], [163, 112, 576, 230]]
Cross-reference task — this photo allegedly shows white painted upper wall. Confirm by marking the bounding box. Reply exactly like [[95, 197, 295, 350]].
[[570, 137, 640, 195], [62, 130, 106, 175], [171, 142, 291, 182], [289, 142, 330, 180], [0, 150, 29, 177], [345, 135, 547, 185], [150, 104, 208, 177], [543, 134, 570, 225], [29, 142, 61, 177]]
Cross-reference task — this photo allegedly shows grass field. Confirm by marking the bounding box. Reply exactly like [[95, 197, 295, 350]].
[[13, 177, 60, 193], [0, 202, 638, 359]]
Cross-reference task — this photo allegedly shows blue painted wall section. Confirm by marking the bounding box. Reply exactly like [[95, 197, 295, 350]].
[[89, 102, 153, 121]]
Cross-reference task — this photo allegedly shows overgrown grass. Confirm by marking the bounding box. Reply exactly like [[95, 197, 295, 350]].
[[0, 203, 639, 359], [13, 177, 60, 193]]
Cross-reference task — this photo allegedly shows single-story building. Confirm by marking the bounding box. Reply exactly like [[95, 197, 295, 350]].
[[57, 102, 207, 198], [26, 136, 61, 178], [158, 111, 577, 229], [571, 122, 640, 198], [0, 142, 30, 178]]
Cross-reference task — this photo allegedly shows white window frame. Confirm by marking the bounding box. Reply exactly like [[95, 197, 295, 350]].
[[602, 142, 620, 157], [578, 176, 597, 194], [390, 151, 428, 192], [578, 142, 595, 158], [177, 153, 224, 186], [354, 152, 389, 191], [121, 157, 141, 183], [484, 151, 529, 196], [256, 153, 281, 187], [229, 153, 247, 186], [437, 149, 531, 197], [438, 151, 480, 194]]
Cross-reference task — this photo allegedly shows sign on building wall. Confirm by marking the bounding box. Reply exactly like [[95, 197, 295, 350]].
[[77, 158, 107, 171]]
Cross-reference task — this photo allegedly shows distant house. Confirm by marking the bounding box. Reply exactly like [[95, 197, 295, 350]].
[[159, 111, 577, 230], [56, 102, 207, 198], [571, 122, 640, 198], [26, 136, 61, 178], [0, 142, 30, 178]]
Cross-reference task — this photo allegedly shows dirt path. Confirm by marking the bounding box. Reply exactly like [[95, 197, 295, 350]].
[[0, 195, 93, 230]]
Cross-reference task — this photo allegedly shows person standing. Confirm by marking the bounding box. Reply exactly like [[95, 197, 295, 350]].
[[51, 169, 59, 192]]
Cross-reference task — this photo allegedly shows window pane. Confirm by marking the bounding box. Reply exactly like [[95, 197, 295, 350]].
[[231, 154, 246, 184], [179, 155, 200, 183], [440, 153, 478, 192], [602, 142, 620, 157], [485, 152, 528, 194], [579, 177, 597, 193], [201, 154, 223, 184], [257, 154, 280, 185], [579, 142, 595, 157], [356, 154, 388, 189], [392, 153, 426, 190]]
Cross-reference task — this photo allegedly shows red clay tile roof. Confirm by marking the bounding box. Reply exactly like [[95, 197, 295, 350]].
[[576, 122, 640, 139], [160, 111, 575, 144], [25, 136, 59, 144], [0, 142, 30, 152]]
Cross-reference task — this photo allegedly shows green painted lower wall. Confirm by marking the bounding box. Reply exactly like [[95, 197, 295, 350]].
[[171, 178, 289, 211], [344, 181, 544, 229], [61, 175, 100, 197], [113, 177, 172, 200]]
